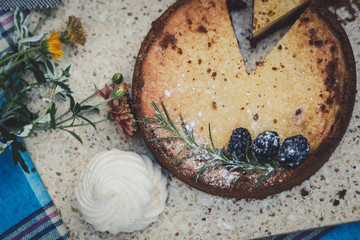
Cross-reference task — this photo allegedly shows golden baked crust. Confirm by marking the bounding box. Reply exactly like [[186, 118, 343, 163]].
[[132, 0, 356, 199]]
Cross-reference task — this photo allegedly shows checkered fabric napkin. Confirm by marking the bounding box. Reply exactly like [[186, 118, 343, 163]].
[[0, 11, 70, 240], [0, 0, 61, 11]]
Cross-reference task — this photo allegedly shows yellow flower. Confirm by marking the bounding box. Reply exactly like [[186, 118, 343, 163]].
[[40, 30, 64, 61], [60, 16, 86, 45]]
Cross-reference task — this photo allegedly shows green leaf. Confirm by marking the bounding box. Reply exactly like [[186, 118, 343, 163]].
[[149, 137, 182, 142], [173, 151, 199, 166], [208, 123, 216, 151], [11, 140, 29, 173], [180, 115, 189, 136], [78, 115, 96, 129], [72, 103, 80, 115], [80, 105, 99, 114], [28, 59, 46, 84], [173, 146, 193, 165], [53, 81, 72, 94], [61, 64, 72, 78], [45, 59, 55, 75], [255, 170, 273, 188], [49, 103, 57, 129], [62, 129, 83, 144], [32, 67, 46, 84], [67, 94, 75, 110], [230, 171, 246, 191], [147, 126, 174, 132], [1, 97, 37, 128], [196, 159, 221, 181]]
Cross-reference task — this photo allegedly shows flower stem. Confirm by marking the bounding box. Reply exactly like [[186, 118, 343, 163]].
[[0, 46, 41, 67], [79, 89, 98, 105], [54, 85, 112, 122], [80, 97, 114, 115], [79, 84, 113, 105], [55, 97, 113, 126], [59, 118, 108, 129], [4, 57, 29, 74], [33, 118, 108, 131], [31, 15, 48, 36], [34, 52, 44, 61]]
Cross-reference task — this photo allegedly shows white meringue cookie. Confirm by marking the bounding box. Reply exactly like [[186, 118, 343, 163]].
[[75, 149, 168, 234]]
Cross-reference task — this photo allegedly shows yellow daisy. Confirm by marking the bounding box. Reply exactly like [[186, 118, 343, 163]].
[[41, 30, 64, 61]]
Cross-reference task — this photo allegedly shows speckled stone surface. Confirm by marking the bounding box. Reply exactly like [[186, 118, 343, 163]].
[[23, 0, 359, 239]]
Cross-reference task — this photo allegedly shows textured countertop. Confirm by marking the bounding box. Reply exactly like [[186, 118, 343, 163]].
[[24, 0, 360, 239]]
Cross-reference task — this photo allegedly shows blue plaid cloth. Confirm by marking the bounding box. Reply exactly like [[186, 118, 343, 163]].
[[260, 221, 360, 240], [0, 11, 14, 54], [0, 10, 70, 239], [0, 144, 70, 239]]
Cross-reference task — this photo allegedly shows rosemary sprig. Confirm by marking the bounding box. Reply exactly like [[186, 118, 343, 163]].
[[143, 102, 283, 189]]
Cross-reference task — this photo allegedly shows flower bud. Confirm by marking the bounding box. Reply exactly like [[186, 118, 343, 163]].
[[112, 73, 123, 84], [112, 87, 124, 99], [112, 83, 130, 99]]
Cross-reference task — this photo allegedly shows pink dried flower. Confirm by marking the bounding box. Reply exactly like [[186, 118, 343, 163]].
[[98, 83, 136, 140], [97, 84, 111, 99]]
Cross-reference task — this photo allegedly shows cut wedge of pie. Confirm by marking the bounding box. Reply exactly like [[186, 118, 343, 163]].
[[252, 0, 310, 40], [132, 0, 356, 199]]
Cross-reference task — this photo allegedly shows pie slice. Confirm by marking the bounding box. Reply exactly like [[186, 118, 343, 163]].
[[132, 0, 356, 199], [252, 0, 310, 40]]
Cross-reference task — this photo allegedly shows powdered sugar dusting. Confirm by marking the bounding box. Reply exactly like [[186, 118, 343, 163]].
[[164, 90, 171, 98]]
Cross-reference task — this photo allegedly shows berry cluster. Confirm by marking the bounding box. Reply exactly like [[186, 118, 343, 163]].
[[226, 128, 310, 168]]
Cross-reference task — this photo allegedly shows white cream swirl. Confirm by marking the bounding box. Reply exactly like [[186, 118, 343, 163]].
[[75, 149, 168, 234]]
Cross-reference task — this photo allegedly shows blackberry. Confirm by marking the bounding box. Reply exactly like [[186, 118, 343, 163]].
[[226, 128, 252, 160], [253, 131, 280, 162], [278, 134, 310, 168]]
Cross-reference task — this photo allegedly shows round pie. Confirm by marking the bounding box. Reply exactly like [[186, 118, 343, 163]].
[[132, 0, 356, 199]]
